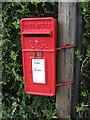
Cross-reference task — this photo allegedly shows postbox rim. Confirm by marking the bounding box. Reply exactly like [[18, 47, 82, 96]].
[[20, 17, 56, 22]]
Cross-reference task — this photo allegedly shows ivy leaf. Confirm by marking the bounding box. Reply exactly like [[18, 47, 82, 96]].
[[75, 50, 83, 61], [10, 51, 18, 61], [76, 106, 84, 112], [86, 50, 90, 57], [12, 68, 21, 81], [13, 21, 17, 26], [13, 19, 20, 29], [81, 92, 87, 97]]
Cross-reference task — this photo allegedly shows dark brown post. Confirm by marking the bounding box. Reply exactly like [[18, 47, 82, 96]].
[[71, 2, 82, 118], [0, 2, 2, 119], [56, 2, 77, 118]]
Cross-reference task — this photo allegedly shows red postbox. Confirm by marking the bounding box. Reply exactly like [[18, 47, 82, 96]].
[[20, 17, 57, 96]]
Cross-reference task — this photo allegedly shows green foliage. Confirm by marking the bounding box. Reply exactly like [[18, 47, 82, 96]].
[[75, 50, 83, 61], [2, 2, 58, 119], [86, 49, 90, 57], [76, 90, 88, 118], [65, 115, 71, 120], [13, 19, 20, 29], [81, 2, 90, 57], [75, 2, 90, 119], [81, 91, 87, 97], [76, 103, 84, 112]]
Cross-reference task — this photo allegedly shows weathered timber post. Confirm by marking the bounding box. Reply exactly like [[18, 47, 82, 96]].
[[71, 3, 82, 118], [0, 2, 2, 119], [56, 2, 77, 118]]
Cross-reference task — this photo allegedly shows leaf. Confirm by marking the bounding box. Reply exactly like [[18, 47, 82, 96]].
[[75, 50, 80, 55], [13, 19, 20, 29], [86, 50, 90, 57], [10, 51, 18, 61], [12, 107, 16, 116], [13, 21, 17, 26], [76, 106, 83, 112], [12, 102, 18, 107], [12, 68, 21, 81], [65, 115, 71, 120], [75, 50, 83, 61], [81, 92, 87, 97], [80, 102, 85, 106], [50, 2, 54, 6]]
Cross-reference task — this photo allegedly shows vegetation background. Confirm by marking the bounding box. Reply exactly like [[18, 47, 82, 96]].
[[1, 2, 90, 119]]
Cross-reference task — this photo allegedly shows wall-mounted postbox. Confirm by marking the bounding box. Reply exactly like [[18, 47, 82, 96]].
[[20, 17, 57, 96]]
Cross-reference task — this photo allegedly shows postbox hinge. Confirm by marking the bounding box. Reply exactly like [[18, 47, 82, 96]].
[[56, 81, 74, 87], [56, 44, 76, 50]]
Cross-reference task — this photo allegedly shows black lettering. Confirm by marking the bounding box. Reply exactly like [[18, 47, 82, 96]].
[[34, 68, 41, 72]]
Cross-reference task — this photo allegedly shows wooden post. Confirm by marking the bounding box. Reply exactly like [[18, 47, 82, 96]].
[[0, 2, 2, 90], [71, 3, 82, 118], [0, 2, 2, 119], [56, 2, 77, 118]]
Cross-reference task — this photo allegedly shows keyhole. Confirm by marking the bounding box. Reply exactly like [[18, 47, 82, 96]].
[[35, 52, 40, 57]]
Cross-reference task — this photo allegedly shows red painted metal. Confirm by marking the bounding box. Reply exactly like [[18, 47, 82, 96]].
[[20, 17, 57, 96], [56, 81, 74, 87], [56, 44, 76, 50]]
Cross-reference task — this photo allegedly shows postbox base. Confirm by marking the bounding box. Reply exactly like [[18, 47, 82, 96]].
[[25, 91, 55, 96]]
